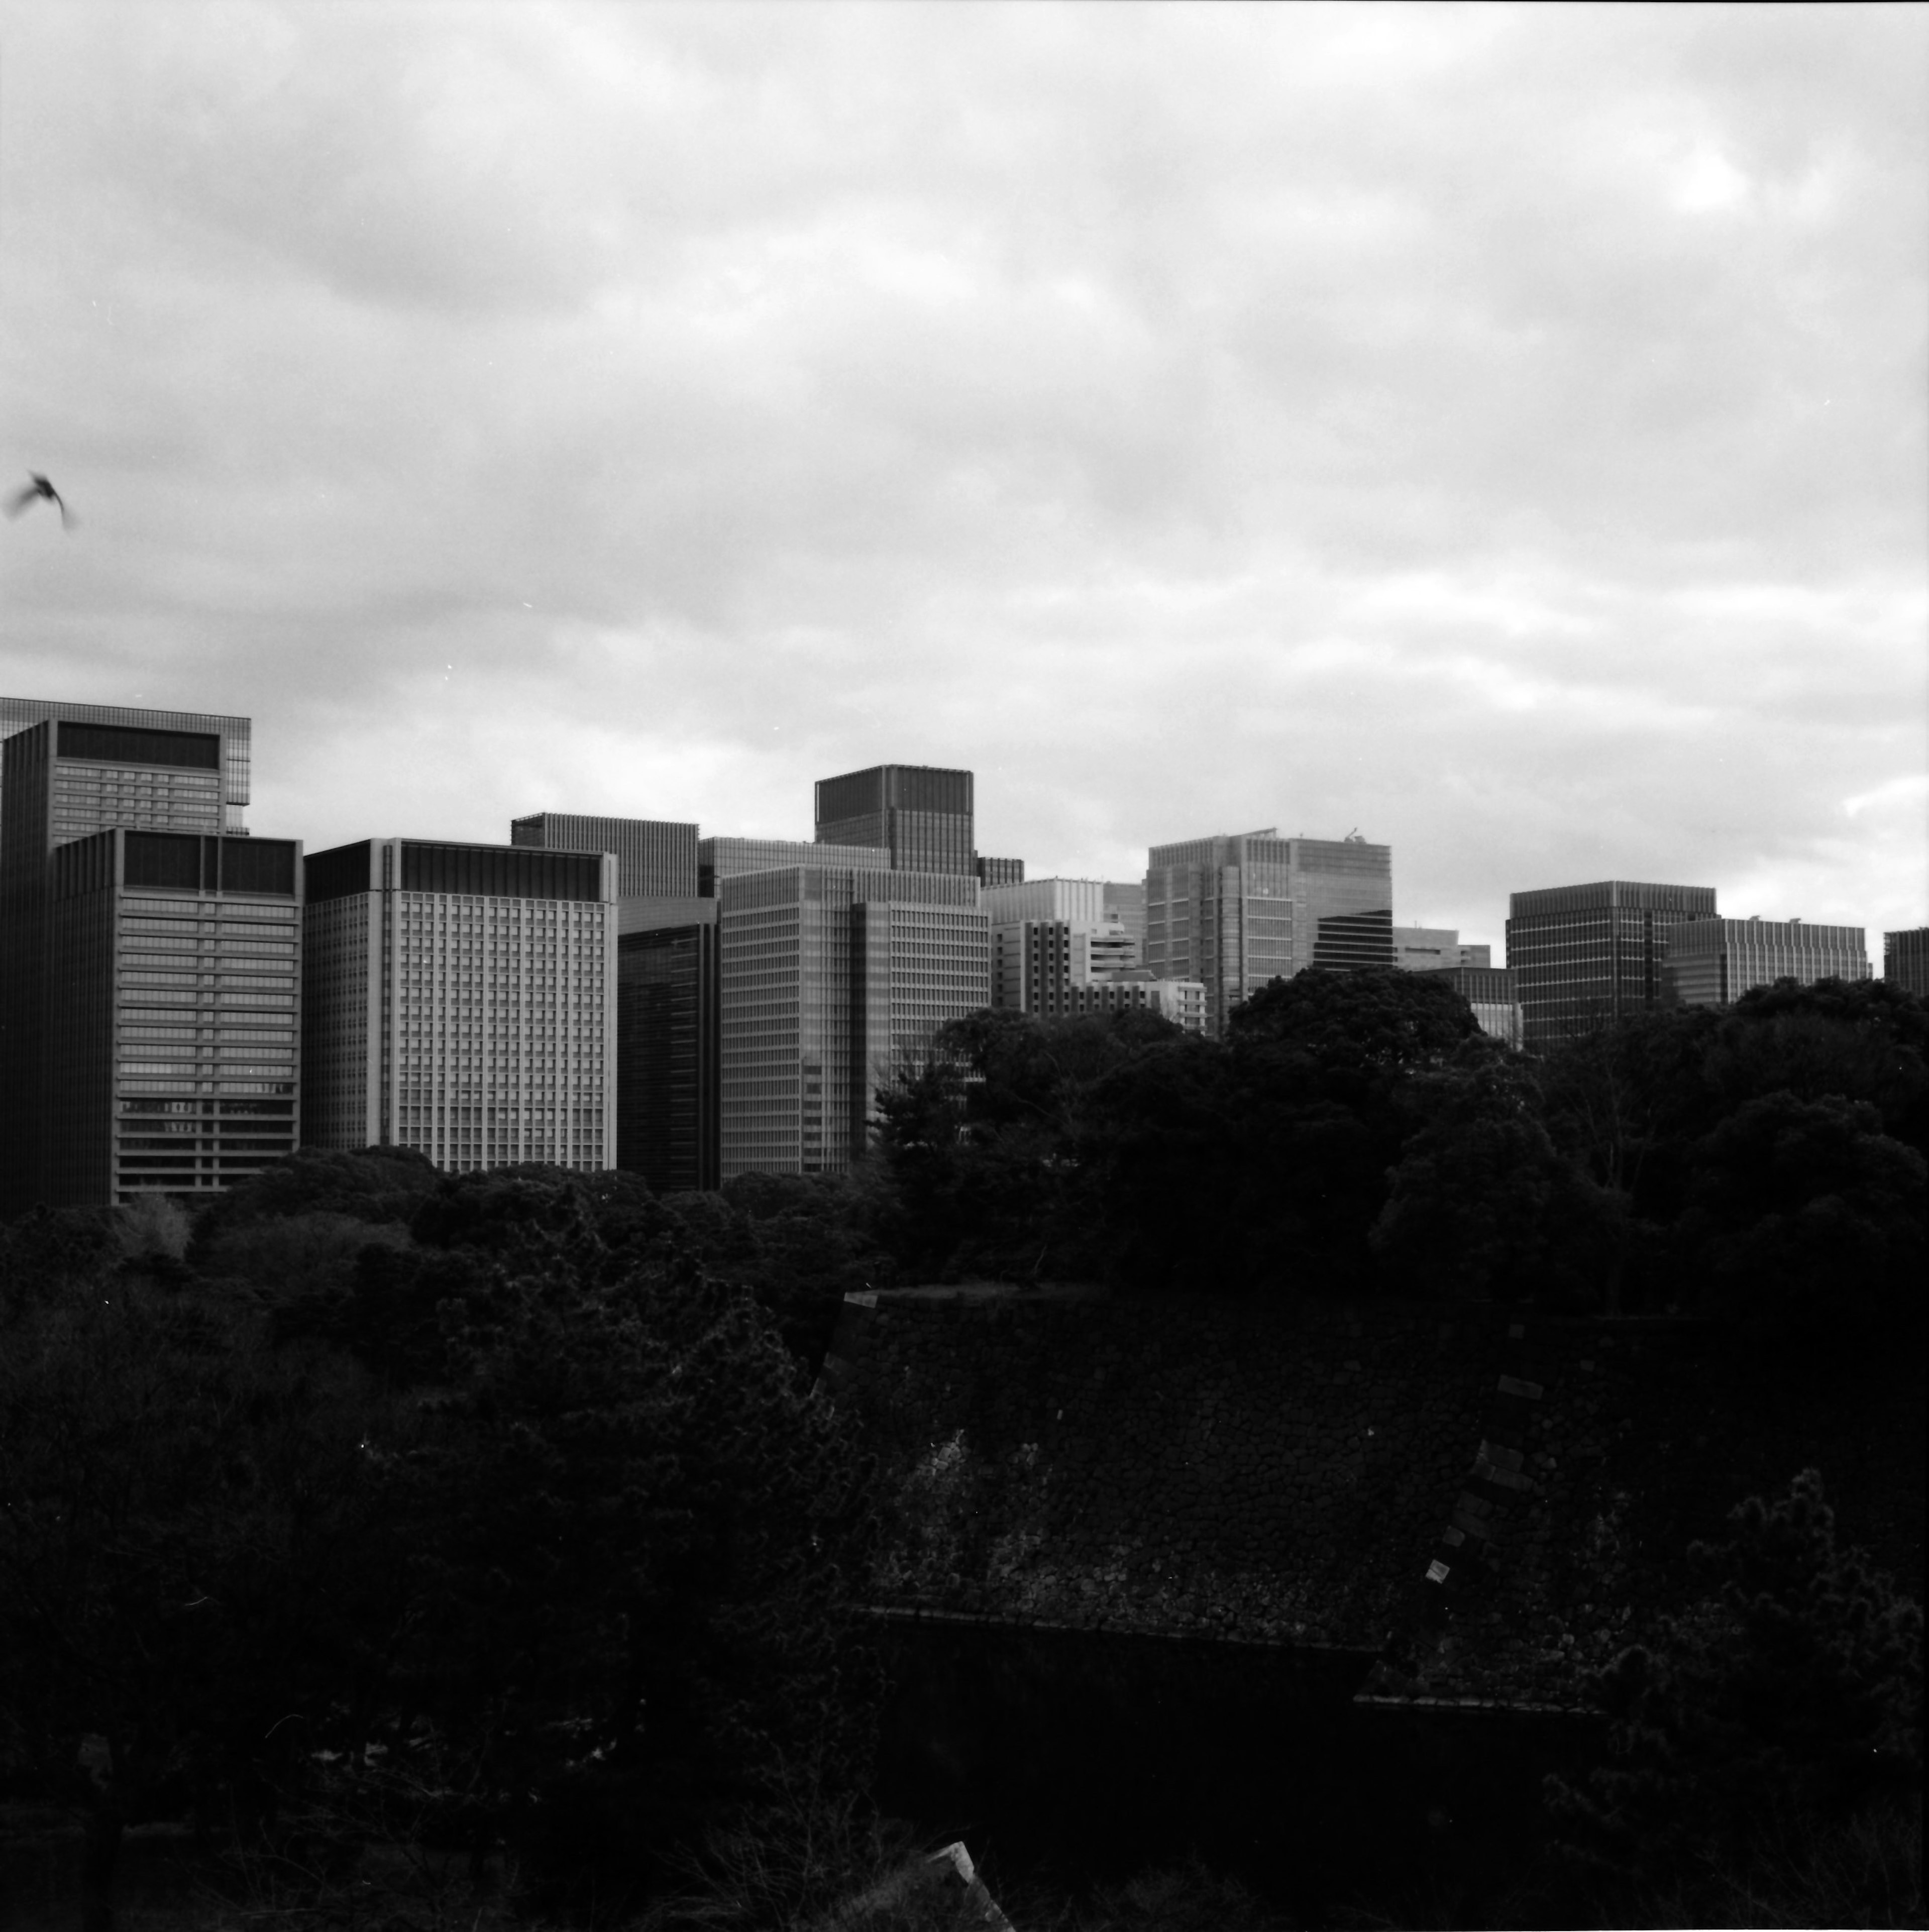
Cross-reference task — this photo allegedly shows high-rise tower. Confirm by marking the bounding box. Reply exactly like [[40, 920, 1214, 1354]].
[[510, 812, 699, 900], [813, 765, 975, 876]]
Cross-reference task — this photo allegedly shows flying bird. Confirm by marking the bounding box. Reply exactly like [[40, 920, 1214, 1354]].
[[7, 474, 74, 528]]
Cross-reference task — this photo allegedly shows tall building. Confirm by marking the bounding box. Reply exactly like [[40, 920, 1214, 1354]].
[[2, 711, 279, 1210], [1885, 929, 1929, 996], [2, 696, 251, 835], [984, 878, 1167, 1017], [616, 898, 719, 1193], [699, 834, 889, 896], [510, 812, 698, 899], [1507, 880, 1718, 1048], [1663, 918, 1870, 1008], [302, 838, 616, 1174], [1143, 830, 1394, 1036], [814, 765, 976, 876], [718, 863, 987, 1178], [1105, 881, 1147, 962], [1392, 926, 1491, 971], [1412, 964, 1522, 1048], [976, 855, 1025, 889]]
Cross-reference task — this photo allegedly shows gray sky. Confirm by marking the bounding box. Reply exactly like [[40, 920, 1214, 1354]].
[[3, 2, 1923, 950]]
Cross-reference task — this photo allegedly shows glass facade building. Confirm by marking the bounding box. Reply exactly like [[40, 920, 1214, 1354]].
[[718, 864, 988, 1178], [303, 838, 616, 1174], [1662, 918, 1870, 1009], [1885, 929, 1929, 997], [2, 695, 251, 833], [699, 835, 890, 897], [1411, 964, 1522, 1047], [616, 900, 720, 1193], [510, 811, 699, 900], [1506, 881, 1718, 1047], [976, 856, 1025, 888], [814, 765, 977, 877], [1143, 830, 1394, 1037]]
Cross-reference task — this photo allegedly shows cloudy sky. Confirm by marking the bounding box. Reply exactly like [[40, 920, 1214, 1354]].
[[2, 2, 1923, 950]]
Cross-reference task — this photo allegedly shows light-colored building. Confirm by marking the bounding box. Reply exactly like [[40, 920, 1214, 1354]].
[[302, 838, 617, 1174], [1143, 830, 1392, 1037], [700, 834, 890, 894], [718, 863, 987, 1178], [1663, 917, 1870, 1009], [1885, 928, 1929, 996], [1392, 926, 1491, 972]]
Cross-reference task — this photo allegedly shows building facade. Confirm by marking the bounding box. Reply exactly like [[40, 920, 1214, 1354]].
[[1392, 926, 1491, 972], [814, 764, 976, 877], [510, 812, 699, 900], [1885, 928, 1929, 997], [976, 855, 1025, 888], [1662, 918, 1870, 1009], [699, 834, 890, 896], [3, 712, 277, 1210], [303, 838, 616, 1174], [1506, 880, 1718, 1048], [1411, 964, 1522, 1048], [616, 898, 719, 1193], [717, 863, 987, 1178], [1143, 830, 1394, 1036]]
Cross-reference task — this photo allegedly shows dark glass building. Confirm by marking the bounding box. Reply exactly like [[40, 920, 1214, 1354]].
[[1506, 880, 1718, 1048], [510, 812, 699, 900], [2, 713, 290, 1209], [616, 900, 719, 1193], [1885, 928, 1929, 996], [814, 764, 976, 877], [976, 855, 1025, 888]]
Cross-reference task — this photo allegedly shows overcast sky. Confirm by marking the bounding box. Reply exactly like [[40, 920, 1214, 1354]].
[[3, 2, 1923, 950]]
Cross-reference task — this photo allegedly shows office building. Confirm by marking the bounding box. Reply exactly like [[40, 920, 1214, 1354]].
[[2, 696, 251, 835], [718, 863, 987, 1178], [616, 898, 719, 1193], [1412, 964, 1522, 1048], [1885, 929, 1929, 996], [1393, 926, 1491, 972], [303, 838, 616, 1174], [986, 879, 1149, 1012], [1663, 918, 1870, 1009], [1143, 830, 1394, 1036], [814, 764, 976, 876], [42, 829, 301, 1204], [1056, 974, 1208, 1033], [1507, 881, 1718, 1047], [1105, 881, 1147, 962], [3, 711, 278, 1210], [699, 834, 889, 896], [510, 812, 698, 900], [976, 856, 1025, 889]]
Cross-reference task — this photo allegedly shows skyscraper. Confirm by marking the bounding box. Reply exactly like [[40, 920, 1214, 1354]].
[[1662, 917, 1870, 1008], [303, 838, 616, 1173], [2, 696, 252, 835], [510, 812, 699, 900], [1506, 880, 1718, 1048], [718, 862, 987, 1177], [1143, 830, 1394, 1036], [1885, 929, 1929, 996], [2, 710, 284, 1209], [617, 898, 720, 1193], [814, 764, 976, 876]]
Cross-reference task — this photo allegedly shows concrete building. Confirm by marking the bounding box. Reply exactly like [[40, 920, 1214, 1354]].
[[699, 834, 890, 896], [1411, 964, 1522, 1048], [616, 897, 719, 1193], [2, 711, 293, 1210], [1663, 917, 1870, 1009], [1506, 880, 1718, 1048], [815, 764, 976, 877], [510, 812, 698, 900], [717, 863, 987, 1178], [1885, 929, 1929, 997], [1143, 830, 1394, 1037], [302, 838, 616, 1174], [1392, 926, 1491, 972], [976, 856, 1024, 889]]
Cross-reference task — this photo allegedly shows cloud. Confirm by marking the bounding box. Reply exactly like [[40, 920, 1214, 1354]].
[[1, 0, 1922, 953]]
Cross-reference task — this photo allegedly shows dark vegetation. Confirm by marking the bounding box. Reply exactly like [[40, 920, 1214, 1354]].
[[0, 967, 1921, 1927]]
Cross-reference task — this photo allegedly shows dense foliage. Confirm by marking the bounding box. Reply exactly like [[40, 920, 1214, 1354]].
[[0, 1169, 879, 1928], [870, 971, 1928, 1317]]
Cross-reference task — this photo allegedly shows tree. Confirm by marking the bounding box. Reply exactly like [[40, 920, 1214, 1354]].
[[1548, 1470, 1923, 1904]]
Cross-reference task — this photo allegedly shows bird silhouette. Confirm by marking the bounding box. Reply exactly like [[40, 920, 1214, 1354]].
[[7, 474, 74, 529]]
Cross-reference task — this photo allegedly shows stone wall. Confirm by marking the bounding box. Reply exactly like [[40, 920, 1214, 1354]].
[[825, 1284, 1924, 1708]]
